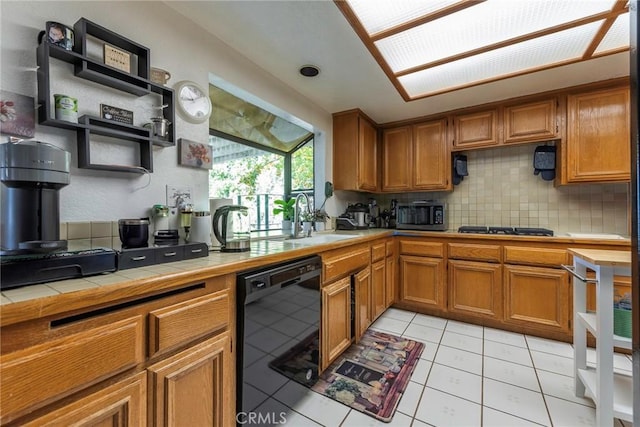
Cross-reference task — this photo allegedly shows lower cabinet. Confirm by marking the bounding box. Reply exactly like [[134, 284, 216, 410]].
[[503, 265, 571, 335], [354, 267, 372, 341], [147, 332, 233, 427], [371, 259, 386, 321], [400, 255, 446, 311], [22, 372, 147, 427], [448, 259, 502, 320], [385, 240, 396, 308], [321, 277, 352, 371], [0, 276, 235, 426]]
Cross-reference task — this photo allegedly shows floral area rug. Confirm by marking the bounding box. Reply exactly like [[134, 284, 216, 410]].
[[269, 329, 424, 422]]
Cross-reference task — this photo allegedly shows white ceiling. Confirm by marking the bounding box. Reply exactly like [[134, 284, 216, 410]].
[[165, 0, 630, 125]]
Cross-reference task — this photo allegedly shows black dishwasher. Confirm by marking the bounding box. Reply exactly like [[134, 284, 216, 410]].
[[236, 255, 322, 419]]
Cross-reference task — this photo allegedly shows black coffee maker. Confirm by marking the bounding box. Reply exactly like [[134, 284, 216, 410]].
[[0, 141, 70, 255]]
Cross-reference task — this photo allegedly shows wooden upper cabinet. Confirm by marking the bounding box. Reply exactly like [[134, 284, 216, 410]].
[[564, 86, 630, 183], [452, 109, 498, 149], [382, 120, 451, 192], [333, 110, 378, 192], [382, 126, 412, 191], [504, 99, 558, 144], [413, 119, 451, 191]]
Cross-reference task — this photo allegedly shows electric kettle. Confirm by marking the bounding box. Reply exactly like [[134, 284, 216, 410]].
[[212, 205, 251, 252]]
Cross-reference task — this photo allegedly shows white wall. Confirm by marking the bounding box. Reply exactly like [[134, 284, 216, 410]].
[[0, 1, 336, 223]]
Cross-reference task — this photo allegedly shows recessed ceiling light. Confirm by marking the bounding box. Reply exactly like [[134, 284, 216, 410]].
[[299, 65, 320, 77]]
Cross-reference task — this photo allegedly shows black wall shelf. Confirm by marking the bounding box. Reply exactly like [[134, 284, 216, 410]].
[[37, 17, 176, 173], [77, 116, 153, 173]]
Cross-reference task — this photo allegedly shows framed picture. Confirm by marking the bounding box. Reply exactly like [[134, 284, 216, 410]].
[[103, 44, 131, 73], [0, 90, 35, 138], [45, 21, 74, 51], [178, 138, 213, 169]]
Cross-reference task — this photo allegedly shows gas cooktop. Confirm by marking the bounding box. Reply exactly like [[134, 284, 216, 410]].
[[458, 226, 554, 236]]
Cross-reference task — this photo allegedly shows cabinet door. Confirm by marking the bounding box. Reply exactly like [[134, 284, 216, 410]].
[[504, 99, 557, 143], [371, 260, 386, 321], [566, 86, 630, 183], [400, 255, 446, 310], [333, 111, 378, 191], [449, 260, 502, 320], [354, 267, 372, 341], [382, 126, 412, 191], [321, 277, 352, 371], [413, 119, 451, 191], [22, 372, 147, 427], [359, 116, 379, 191], [385, 255, 396, 308], [148, 332, 233, 427], [504, 265, 570, 335], [453, 109, 498, 149]]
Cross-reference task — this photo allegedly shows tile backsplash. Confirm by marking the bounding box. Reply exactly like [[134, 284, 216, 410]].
[[62, 221, 123, 250], [384, 145, 629, 236]]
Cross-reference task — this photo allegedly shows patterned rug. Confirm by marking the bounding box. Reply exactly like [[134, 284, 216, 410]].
[[269, 329, 424, 422]]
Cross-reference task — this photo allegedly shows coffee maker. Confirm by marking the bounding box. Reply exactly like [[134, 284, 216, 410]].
[[0, 141, 70, 255]]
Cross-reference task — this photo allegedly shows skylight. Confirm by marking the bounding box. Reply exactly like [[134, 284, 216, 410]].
[[335, 0, 630, 101]]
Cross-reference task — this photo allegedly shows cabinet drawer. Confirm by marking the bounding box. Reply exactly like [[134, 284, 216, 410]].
[[504, 246, 567, 267], [0, 316, 144, 423], [118, 248, 156, 269], [386, 240, 394, 257], [155, 246, 184, 263], [448, 243, 501, 262], [371, 242, 386, 263], [149, 290, 229, 357], [323, 246, 370, 283], [399, 240, 444, 258]]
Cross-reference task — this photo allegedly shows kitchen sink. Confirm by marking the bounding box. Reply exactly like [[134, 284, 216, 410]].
[[283, 233, 359, 246]]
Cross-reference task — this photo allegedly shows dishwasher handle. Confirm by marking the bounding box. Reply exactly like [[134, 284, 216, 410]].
[[561, 264, 597, 284]]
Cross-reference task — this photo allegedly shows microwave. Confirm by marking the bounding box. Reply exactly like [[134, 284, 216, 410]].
[[396, 201, 447, 231]]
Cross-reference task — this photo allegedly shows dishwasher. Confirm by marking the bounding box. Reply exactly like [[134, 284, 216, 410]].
[[236, 255, 322, 417]]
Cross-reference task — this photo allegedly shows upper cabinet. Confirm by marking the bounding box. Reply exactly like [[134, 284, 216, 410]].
[[504, 99, 558, 144], [381, 119, 451, 192], [333, 110, 378, 192], [452, 109, 498, 150], [562, 86, 630, 184], [381, 126, 412, 192], [413, 120, 450, 191]]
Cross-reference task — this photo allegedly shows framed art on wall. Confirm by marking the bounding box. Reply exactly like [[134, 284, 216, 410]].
[[178, 138, 213, 169], [0, 90, 35, 139]]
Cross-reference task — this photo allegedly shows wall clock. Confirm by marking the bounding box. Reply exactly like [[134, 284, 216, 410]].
[[174, 80, 212, 124]]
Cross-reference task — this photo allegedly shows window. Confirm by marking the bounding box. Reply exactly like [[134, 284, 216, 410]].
[[208, 134, 313, 231], [207, 78, 315, 232]]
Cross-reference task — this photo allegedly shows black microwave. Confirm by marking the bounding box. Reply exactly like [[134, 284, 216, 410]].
[[396, 201, 447, 231]]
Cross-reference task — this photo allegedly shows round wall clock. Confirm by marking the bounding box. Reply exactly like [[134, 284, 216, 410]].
[[174, 80, 212, 124]]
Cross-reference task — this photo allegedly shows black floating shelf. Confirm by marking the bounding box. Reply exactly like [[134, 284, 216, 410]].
[[77, 115, 153, 173], [75, 18, 150, 79], [76, 61, 151, 96], [38, 117, 89, 131], [37, 17, 176, 173], [82, 115, 151, 139]]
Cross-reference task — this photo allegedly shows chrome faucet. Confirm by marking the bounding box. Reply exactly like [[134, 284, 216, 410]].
[[292, 193, 311, 238]]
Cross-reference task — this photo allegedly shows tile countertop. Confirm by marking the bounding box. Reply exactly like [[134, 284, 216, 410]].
[[0, 228, 631, 327]]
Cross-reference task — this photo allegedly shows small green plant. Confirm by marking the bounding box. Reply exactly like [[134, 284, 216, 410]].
[[313, 209, 329, 221], [301, 210, 315, 222], [272, 198, 295, 221]]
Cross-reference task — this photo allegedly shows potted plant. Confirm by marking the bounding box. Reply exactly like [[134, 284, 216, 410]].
[[273, 198, 295, 232], [312, 209, 329, 231], [300, 210, 315, 236]]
